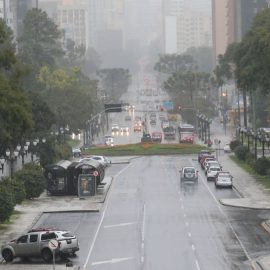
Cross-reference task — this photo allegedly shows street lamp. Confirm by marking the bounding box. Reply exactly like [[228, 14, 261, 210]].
[[0, 156, 5, 173], [5, 147, 20, 178]]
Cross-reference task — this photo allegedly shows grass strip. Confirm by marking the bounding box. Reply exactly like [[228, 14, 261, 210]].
[[230, 156, 270, 189], [82, 143, 207, 156]]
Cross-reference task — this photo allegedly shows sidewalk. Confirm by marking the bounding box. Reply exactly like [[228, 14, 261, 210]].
[[198, 118, 270, 269]]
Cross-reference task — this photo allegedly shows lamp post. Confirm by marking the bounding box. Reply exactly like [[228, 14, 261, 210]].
[[0, 156, 5, 174], [31, 137, 46, 162], [5, 147, 20, 178]]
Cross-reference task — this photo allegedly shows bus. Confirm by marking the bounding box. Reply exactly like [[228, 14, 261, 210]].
[[178, 123, 195, 143]]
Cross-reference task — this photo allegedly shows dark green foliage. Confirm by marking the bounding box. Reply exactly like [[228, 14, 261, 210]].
[[55, 143, 72, 161], [1, 177, 26, 204], [234, 145, 250, 161], [230, 140, 241, 151], [18, 8, 63, 70], [97, 68, 131, 102], [253, 157, 270, 175], [14, 163, 46, 199], [0, 181, 15, 222]]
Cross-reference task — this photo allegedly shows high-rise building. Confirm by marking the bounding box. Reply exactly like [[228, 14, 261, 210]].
[[162, 0, 212, 54], [39, 0, 88, 49], [212, 0, 269, 64]]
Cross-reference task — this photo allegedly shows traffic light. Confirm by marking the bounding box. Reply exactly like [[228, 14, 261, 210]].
[[104, 104, 122, 113]]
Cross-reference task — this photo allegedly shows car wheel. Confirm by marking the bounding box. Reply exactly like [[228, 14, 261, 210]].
[[42, 248, 53, 262], [2, 249, 14, 262]]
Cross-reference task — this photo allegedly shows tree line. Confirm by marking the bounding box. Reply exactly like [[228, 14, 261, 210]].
[[0, 8, 131, 165]]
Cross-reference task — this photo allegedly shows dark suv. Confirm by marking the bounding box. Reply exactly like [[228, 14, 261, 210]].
[[141, 133, 152, 143]]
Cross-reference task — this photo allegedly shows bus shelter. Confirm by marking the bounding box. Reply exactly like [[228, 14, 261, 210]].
[[66, 159, 105, 195], [44, 160, 72, 195]]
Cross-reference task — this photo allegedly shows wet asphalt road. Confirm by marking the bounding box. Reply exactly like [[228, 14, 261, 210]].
[[30, 155, 270, 270]]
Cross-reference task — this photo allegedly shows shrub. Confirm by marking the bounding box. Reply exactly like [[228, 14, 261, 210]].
[[1, 177, 25, 204], [0, 182, 15, 222], [253, 157, 270, 175], [55, 143, 72, 160], [14, 163, 46, 199], [230, 140, 241, 151], [234, 145, 250, 161]]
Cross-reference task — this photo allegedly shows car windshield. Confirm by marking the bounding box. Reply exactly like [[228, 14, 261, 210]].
[[185, 168, 195, 173]]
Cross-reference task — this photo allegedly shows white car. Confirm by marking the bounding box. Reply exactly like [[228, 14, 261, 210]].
[[120, 127, 130, 135], [206, 166, 222, 181], [215, 172, 233, 188], [90, 155, 111, 167], [204, 160, 220, 174], [223, 143, 231, 153], [111, 124, 119, 135]]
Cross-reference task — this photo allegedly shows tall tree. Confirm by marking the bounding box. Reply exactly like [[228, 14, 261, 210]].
[[97, 68, 131, 102], [154, 54, 196, 74], [18, 8, 63, 74]]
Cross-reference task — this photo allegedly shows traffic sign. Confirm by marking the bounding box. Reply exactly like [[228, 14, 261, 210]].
[[93, 170, 99, 177], [48, 239, 58, 250]]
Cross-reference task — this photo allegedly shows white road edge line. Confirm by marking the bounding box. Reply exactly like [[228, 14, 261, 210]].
[[104, 222, 136, 229], [198, 171, 253, 263], [92, 257, 134, 266], [142, 203, 146, 242], [83, 163, 133, 268], [195, 259, 201, 270]]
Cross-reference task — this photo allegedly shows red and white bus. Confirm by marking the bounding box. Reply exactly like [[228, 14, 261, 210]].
[[178, 123, 195, 143]]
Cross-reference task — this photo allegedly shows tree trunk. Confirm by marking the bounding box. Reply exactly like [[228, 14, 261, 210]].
[[243, 88, 247, 127]]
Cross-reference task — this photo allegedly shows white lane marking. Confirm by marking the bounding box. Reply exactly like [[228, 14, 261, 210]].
[[195, 259, 201, 270], [185, 221, 189, 227], [191, 244, 195, 251], [83, 163, 133, 268], [181, 204, 184, 209], [198, 172, 253, 262], [183, 213, 186, 218], [142, 203, 146, 242], [92, 257, 134, 266], [141, 203, 146, 264], [188, 232, 192, 237], [104, 222, 136, 229]]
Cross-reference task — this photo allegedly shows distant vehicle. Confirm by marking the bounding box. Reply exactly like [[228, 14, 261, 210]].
[[150, 119, 156, 126], [180, 166, 198, 182], [120, 127, 130, 135], [134, 121, 142, 132], [125, 115, 132, 121], [1, 228, 79, 263], [223, 143, 231, 153], [167, 113, 178, 122], [111, 124, 119, 135], [204, 160, 220, 174], [90, 155, 111, 167], [206, 166, 222, 181], [135, 116, 142, 122], [215, 172, 233, 188], [179, 123, 195, 143], [152, 132, 162, 143], [72, 148, 81, 158], [198, 150, 212, 162], [163, 126, 176, 140], [161, 120, 170, 129], [141, 133, 152, 143], [104, 135, 114, 146], [159, 113, 166, 121]]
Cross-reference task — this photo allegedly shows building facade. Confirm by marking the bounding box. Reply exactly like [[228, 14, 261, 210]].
[[212, 0, 269, 64]]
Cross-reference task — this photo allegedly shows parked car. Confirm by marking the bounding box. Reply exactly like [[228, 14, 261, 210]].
[[104, 135, 114, 146], [200, 155, 215, 169], [1, 228, 79, 263], [223, 143, 231, 153], [204, 160, 220, 174], [134, 122, 142, 132], [215, 171, 233, 188], [198, 150, 212, 162], [206, 166, 222, 181], [180, 166, 198, 182]]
